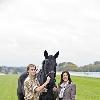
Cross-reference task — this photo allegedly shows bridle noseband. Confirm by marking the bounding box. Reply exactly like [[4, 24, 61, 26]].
[[45, 70, 55, 77]]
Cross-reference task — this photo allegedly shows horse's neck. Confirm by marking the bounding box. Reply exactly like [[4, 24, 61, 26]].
[[37, 69, 45, 85]]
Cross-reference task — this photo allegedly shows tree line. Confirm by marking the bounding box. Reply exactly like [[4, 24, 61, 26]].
[[0, 61, 100, 74], [57, 61, 100, 72]]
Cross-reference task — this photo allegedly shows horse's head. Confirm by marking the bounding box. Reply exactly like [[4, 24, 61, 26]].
[[42, 50, 59, 85]]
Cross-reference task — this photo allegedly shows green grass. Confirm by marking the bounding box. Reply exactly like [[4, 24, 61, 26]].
[[0, 75, 100, 100], [0, 75, 18, 100]]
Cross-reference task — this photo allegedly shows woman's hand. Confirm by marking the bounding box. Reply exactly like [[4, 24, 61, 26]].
[[46, 76, 51, 84], [53, 87, 57, 92], [43, 76, 51, 87]]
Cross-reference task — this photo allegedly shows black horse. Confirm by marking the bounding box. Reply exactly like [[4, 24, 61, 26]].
[[17, 50, 59, 100], [37, 50, 59, 100]]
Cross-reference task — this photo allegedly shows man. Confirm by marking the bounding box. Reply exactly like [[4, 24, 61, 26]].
[[24, 64, 50, 100], [17, 71, 28, 100]]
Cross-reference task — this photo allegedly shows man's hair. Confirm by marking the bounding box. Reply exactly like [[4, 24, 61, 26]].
[[27, 64, 36, 72]]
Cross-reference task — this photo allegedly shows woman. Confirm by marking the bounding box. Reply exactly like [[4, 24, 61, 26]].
[[54, 71, 76, 100], [24, 64, 50, 100]]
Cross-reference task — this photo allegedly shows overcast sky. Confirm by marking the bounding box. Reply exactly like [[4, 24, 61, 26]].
[[0, 0, 100, 67]]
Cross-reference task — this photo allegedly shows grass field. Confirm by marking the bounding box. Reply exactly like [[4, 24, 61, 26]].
[[0, 74, 100, 100]]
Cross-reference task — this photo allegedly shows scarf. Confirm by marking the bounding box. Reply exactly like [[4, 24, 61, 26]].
[[59, 81, 69, 98]]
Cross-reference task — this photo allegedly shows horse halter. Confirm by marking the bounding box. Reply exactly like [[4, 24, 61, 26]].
[[45, 70, 55, 77]]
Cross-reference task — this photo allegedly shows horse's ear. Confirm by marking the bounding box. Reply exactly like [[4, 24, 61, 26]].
[[44, 50, 48, 59], [54, 51, 59, 59]]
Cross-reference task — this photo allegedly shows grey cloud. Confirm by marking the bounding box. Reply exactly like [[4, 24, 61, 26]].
[[0, 0, 100, 66]]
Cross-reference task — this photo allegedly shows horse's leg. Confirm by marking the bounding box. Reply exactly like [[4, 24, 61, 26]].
[[53, 91, 58, 100], [39, 94, 48, 100], [39, 94, 47, 100], [39, 95, 42, 100], [46, 93, 55, 100]]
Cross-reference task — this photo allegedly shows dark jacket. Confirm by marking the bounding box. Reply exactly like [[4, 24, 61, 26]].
[[17, 72, 28, 95]]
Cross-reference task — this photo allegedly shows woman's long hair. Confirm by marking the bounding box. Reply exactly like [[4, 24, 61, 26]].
[[59, 71, 72, 85]]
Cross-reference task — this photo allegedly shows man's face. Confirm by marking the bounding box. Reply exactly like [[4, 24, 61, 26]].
[[28, 66, 36, 76]]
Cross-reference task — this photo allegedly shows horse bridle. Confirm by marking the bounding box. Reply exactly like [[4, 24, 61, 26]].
[[43, 59, 56, 77], [45, 70, 55, 77]]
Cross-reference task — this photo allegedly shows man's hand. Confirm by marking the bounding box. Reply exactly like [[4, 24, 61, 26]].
[[42, 88, 48, 92]]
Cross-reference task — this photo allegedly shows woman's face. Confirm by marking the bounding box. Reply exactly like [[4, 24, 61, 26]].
[[62, 72, 68, 82], [28, 66, 36, 76]]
